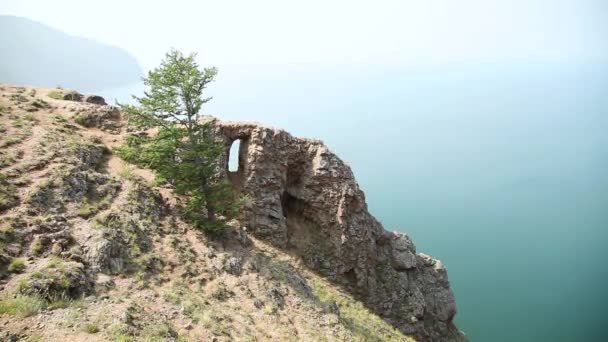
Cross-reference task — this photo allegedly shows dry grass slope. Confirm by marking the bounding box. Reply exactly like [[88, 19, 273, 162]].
[[0, 84, 415, 341]]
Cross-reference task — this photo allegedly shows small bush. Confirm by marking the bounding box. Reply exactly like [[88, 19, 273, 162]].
[[30, 236, 44, 256], [209, 281, 231, 301], [46, 293, 71, 310], [74, 114, 88, 127], [0, 173, 19, 211], [47, 90, 64, 100], [141, 321, 175, 340], [119, 166, 137, 181], [77, 202, 98, 218], [83, 322, 100, 334], [50, 243, 63, 255], [1, 137, 22, 147], [7, 257, 25, 273], [110, 321, 135, 341], [0, 295, 45, 317], [24, 113, 39, 123]]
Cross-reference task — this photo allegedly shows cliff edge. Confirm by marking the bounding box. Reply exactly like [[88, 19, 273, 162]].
[[214, 120, 465, 341]]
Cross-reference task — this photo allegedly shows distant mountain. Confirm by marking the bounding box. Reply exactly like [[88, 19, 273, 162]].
[[0, 15, 142, 90]]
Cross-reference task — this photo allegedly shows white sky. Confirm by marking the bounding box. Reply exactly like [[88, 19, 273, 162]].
[[1, 0, 607, 70]]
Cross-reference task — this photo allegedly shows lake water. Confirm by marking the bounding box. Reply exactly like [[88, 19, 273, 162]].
[[94, 62, 608, 341]]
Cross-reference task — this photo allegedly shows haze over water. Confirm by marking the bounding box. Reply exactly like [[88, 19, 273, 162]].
[[97, 61, 608, 341], [3, 0, 607, 340]]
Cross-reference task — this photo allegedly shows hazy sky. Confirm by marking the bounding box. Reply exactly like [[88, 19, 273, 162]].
[[1, 0, 607, 70]]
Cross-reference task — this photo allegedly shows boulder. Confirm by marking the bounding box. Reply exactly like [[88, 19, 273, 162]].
[[19, 261, 91, 299], [63, 91, 83, 102], [84, 95, 107, 106]]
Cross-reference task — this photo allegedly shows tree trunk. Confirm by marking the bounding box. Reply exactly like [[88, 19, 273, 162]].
[[206, 200, 216, 221]]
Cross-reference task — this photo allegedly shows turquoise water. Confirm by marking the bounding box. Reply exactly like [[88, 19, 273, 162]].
[[96, 62, 608, 341]]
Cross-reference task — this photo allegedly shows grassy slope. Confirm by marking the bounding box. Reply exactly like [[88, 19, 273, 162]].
[[0, 84, 415, 342]]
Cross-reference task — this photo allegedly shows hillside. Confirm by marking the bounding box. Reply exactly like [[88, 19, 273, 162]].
[[0, 16, 142, 91], [0, 84, 464, 341]]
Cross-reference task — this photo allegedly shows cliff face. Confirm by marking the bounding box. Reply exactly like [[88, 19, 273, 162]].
[[215, 120, 465, 341]]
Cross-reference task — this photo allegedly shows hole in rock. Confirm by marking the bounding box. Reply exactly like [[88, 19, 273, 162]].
[[228, 139, 241, 172], [281, 191, 298, 218]]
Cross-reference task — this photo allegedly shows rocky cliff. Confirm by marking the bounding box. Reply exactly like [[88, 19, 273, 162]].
[[214, 121, 465, 341], [0, 84, 464, 341]]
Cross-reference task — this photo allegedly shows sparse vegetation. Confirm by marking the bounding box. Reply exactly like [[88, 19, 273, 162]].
[[119, 165, 137, 181], [82, 322, 100, 334], [7, 257, 25, 273], [24, 112, 39, 122], [47, 89, 64, 100], [209, 280, 231, 301], [0, 295, 46, 317], [29, 236, 44, 256], [74, 113, 91, 127], [311, 277, 414, 341], [0, 173, 19, 211], [0, 118, 32, 148], [17, 260, 89, 301], [0, 217, 18, 256]]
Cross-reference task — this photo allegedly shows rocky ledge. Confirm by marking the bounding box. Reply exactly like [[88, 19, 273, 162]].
[[213, 119, 466, 341]]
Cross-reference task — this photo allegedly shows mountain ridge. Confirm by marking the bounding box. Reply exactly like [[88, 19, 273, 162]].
[[0, 16, 142, 91]]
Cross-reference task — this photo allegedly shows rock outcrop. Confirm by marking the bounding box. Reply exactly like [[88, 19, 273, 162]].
[[0, 85, 463, 341], [214, 119, 465, 341]]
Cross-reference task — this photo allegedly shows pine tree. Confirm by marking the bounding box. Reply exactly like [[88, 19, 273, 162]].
[[116, 49, 238, 233]]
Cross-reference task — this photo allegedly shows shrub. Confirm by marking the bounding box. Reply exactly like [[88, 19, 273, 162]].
[[74, 114, 91, 127], [24, 113, 39, 123], [30, 236, 44, 256], [47, 90, 64, 100], [0, 173, 19, 211], [209, 281, 231, 301], [83, 322, 100, 334], [76, 202, 98, 218], [0, 295, 45, 317], [7, 257, 25, 273], [119, 166, 137, 181]]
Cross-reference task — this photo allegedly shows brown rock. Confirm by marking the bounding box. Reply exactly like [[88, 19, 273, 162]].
[[63, 91, 83, 101], [212, 118, 465, 341], [84, 95, 107, 106]]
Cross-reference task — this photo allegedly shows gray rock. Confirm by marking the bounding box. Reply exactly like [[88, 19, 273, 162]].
[[74, 106, 121, 133], [266, 287, 285, 309], [84, 95, 107, 105], [212, 118, 465, 341], [63, 91, 83, 101], [224, 257, 242, 275], [84, 237, 125, 274], [19, 261, 91, 300], [390, 234, 417, 270]]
